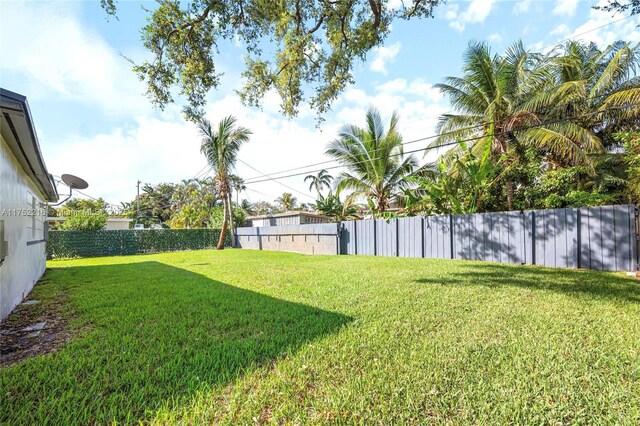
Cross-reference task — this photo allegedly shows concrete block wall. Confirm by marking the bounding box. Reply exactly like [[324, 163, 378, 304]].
[[236, 223, 340, 255]]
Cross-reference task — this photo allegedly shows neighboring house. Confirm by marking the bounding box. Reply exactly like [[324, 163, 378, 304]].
[[47, 217, 133, 230], [0, 89, 59, 321], [358, 200, 403, 219], [247, 211, 331, 227]]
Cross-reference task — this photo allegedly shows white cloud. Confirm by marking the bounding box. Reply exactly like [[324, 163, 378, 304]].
[[513, 0, 531, 15], [0, 1, 150, 117], [43, 95, 341, 205], [44, 117, 203, 206], [445, 4, 459, 20], [565, 4, 640, 47], [406, 79, 444, 103], [45, 74, 450, 205], [552, 0, 579, 16], [446, 0, 496, 32], [487, 33, 503, 43], [369, 42, 402, 75], [550, 24, 571, 37]]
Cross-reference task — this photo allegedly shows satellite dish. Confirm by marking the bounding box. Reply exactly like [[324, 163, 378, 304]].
[[61, 174, 89, 190]]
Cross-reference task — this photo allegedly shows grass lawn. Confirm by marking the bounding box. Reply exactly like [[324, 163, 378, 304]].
[[1, 250, 640, 424]]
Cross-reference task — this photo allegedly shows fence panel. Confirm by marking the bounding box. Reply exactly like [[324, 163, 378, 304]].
[[579, 205, 636, 271], [612, 204, 636, 271], [529, 208, 578, 268], [356, 220, 376, 255], [375, 219, 397, 257], [398, 216, 423, 258], [452, 214, 473, 261], [341, 221, 357, 255], [422, 215, 449, 259]]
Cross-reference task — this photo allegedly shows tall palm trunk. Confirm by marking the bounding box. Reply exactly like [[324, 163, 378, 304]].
[[495, 133, 514, 210], [227, 191, 236, 248], [217, 185, 228, 250]]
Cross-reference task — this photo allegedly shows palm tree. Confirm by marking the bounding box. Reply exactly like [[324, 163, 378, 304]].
[[432, 40, 639, 209], [431, 41, 557, 209], [326, 107, 417, 216], [275, 192, 297, 211], [199, 116, 252, 249], [228, 174, 246, 205], [312, 191, 360, 222], [304, 169, 333, 196], [523, 40, 640, 157]]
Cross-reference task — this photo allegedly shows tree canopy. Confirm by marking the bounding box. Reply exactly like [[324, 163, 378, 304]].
[[101, 0, 443, 120], [56, 198, 109, 231], [594, 0, 640, 17]]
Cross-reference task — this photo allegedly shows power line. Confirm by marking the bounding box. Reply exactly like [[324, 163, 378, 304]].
[[245, 186, 278, 199], [242, 103, 638, 185], [539, 14, 636, 53], [242, 89, 633, 183], [237, 158, 316, 200], [192, 164, 211, 180]]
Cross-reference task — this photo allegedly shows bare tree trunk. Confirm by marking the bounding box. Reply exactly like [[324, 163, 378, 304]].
[[227, 191, 236, 248], [217, 189, 228, 250]]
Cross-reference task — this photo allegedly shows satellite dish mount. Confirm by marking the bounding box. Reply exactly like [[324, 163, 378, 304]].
[[49, 174, 89, 206]]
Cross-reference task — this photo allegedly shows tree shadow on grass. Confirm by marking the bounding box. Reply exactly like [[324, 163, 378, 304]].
[[414, 263, 640, 303], [0, 261, 351, 425]]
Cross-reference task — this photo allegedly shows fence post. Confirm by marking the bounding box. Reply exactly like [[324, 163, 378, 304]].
[[635, 205, 639, 272], [257, 227, 263, 251], [576, 209, 581, 269], [531, 211, 536, 265], [520, 211, 526, 265], [354, 221, 358, 255], [449, 214, 454, 259], [420, 216, 425, 258], [373, 219, 378, 256], [395, 218, 400, 257]]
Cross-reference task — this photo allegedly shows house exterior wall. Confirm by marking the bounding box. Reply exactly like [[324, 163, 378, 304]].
[[0, 134, 48, 320], [104, 220, 132, 231], [249, 214, 330, 227], [236, 223, 340, 255]]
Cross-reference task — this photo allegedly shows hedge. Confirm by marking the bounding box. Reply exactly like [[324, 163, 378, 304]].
[[47, 229, 231, 259]]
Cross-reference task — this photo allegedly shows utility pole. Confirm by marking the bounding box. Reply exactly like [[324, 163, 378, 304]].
[[136, 180, 141, 218]]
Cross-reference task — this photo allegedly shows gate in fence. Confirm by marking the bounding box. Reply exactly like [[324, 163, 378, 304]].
[[340, 204, 639, 272]]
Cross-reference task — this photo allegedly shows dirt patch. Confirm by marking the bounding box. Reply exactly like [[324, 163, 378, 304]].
[[0, 279, 78, 367]]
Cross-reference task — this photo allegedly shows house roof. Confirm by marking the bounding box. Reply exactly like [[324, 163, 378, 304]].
[[247, 211, 330, 220], [47, 217, 133, 222], [1, 88, 58, 202]]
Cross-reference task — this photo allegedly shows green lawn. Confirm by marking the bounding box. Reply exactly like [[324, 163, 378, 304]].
[[1, 250, 640, 424]]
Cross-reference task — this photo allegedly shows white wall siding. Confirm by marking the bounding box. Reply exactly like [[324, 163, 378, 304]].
[[0, 135, 48, 320]]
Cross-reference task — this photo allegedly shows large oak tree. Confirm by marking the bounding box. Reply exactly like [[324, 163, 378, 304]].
[[101, 0, 442, 120]]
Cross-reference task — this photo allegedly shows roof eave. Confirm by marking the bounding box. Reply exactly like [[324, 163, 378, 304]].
[[0, 88, 59, 202]]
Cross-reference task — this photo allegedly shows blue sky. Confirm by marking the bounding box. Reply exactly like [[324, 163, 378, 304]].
[[1, 0, 638, 207]]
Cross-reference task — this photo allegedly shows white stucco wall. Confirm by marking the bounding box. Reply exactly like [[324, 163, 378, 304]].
[[0, 134, 48, 321], [105, 219, 132, 230]]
